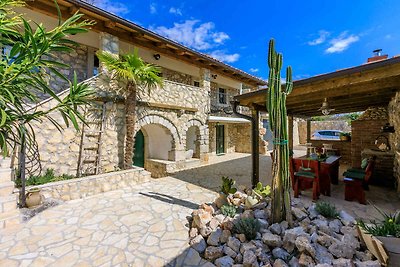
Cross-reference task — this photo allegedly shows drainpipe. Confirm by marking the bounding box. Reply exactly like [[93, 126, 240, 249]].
[[232, 100, 259, 188]]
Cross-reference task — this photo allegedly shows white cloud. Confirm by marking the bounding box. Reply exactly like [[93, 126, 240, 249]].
[[208, 50, 240, 63], [150, 3, 157, 14], [325, 32, 359, 53], [308, 30, 330, 45], [169, 7, 182, 16], [249, 68, 259, 73], [83, 0, 128, 15], [151, 20, 230, 50]]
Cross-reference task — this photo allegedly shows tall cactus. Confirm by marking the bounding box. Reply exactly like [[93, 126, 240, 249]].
[[267, 39, 293, 225]]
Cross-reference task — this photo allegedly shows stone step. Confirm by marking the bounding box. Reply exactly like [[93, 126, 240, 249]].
[[185, 158, 201, 169], [0, 157, 11, 168], [0, 168, 12, 183], [0, 195, 17, 213], [0, 209, 20, 229], [0, 182, 15, 197]]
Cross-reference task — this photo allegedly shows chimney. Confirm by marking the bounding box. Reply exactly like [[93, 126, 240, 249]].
[[367, 49, 388, 63]]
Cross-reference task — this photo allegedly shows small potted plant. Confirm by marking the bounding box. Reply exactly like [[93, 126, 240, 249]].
[[357, 206, 400, 266], [215, 176, 237, 208], [340, 132, 351, 141]]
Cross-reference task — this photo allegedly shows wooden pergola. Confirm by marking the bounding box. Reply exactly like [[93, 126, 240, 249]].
[[233, 57, 400, 183]]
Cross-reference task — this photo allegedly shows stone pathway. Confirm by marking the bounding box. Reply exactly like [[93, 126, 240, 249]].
[[0, 152, 399, 266], [0, 177, 216, 267]]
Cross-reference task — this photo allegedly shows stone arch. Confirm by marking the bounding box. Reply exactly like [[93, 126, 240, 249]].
[[183, 119, 209, 158], [135, 114, 181, 146]]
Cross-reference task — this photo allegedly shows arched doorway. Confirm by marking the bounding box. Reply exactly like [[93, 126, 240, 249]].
[[133, 130, 145, 167]]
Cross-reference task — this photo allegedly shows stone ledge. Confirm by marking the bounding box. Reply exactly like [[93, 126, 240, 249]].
[[14, 168, 151, 202]]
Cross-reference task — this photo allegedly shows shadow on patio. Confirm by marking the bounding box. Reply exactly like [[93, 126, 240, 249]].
[[169, 152, 400, 221]]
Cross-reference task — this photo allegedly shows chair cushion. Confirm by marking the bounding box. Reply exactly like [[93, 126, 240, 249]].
[[345, 168, 365, 173], [343, 171, 365, 180], [294, 171, 316, 178], [361, 158, 368, 169]]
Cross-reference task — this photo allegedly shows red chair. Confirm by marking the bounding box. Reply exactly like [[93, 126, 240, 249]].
[[292, 158, 320, 201], [344, 157, 376, 204]]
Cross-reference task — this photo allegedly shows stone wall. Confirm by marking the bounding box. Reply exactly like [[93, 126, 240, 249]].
[[22, 168, 151, 202], [298, 120, 351, 144], [38, 44, 89, 99], [388, 91, 400, 191], [351, 107, 389, 168], [309, 140, 351, 163], [162, 68, 193, 86], [208, 122, 267, 154]]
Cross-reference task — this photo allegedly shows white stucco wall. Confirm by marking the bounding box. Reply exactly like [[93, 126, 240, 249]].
[[143, 124, 172, 160]]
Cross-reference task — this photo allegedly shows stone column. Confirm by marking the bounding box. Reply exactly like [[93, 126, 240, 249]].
[[99, 32, 119, 55], [200, 68, 211, 114]]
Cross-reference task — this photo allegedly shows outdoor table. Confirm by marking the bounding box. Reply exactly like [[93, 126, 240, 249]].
[[295, 155, 341, 196]]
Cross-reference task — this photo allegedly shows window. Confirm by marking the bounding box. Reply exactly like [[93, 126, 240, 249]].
[[218, 88, 227, 104], [93, 54, 99, 76], [193, 81, 200, 87]]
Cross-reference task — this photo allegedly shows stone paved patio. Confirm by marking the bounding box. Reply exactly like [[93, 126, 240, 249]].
[[0, 152, 399, 266]]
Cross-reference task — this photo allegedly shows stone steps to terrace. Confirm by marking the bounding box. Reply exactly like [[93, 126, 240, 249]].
[[0, 161, 20, 230]]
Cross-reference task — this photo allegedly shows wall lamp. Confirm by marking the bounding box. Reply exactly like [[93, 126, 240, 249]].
[[153, 54, 161, 60]]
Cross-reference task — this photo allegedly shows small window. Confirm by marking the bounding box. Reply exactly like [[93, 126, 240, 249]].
[[93, 54, 100, 76], [193, 81, 200, 87], [218, 88, 227, 104]]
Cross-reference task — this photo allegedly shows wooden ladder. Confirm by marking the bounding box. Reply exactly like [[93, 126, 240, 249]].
[[77, 102, 107, 177]]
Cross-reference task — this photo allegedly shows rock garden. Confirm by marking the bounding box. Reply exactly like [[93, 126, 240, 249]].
[[188, 177, 381, 267]]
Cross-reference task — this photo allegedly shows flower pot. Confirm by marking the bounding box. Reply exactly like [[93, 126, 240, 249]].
[[26, 188, 43, 208], [357, 226, 400, 266], [376, 236, 400, 267]]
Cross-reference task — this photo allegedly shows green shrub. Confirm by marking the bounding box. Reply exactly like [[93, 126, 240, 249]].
[[220, 176, 237, 195], [233, 218, 260, 240], [358, 205, 400, 238], [221, 204, 236, 217], [15, 169, 75, 187], [315, 201, 339, 218]]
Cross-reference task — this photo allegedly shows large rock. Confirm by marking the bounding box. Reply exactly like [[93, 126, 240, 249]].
[[355, 251, 373, 262], [190, 234, 207, 253], [200, 226, 213, 237], [227, 237, 241, 253], [240, 242, 257, 255], [272, 247, 290, 261], [288, 256, 300, 267], [273, 259, 288, 267], [312, 219, 331, 234], [332, 258, 354, 267], [193, 209, 212, 229], [220, 230, 231, 244], [339, 211, 356, 226], [308, 204, 319, 220], [215, 256, 235, 267], [292, 207, 307, 221], [269, 223, 282, 235], [210, 218, 221, 231], [354, 260, 380, 267], [328, 242, 355, 259], [262, 233, 282, 247], [299, 253, 315, 267], [243, 250, 258, 267], [224, 245, 237, 258], [314, 244, 334, 265], [342, 233, 360, 250], [283, 227, 307, 252], [295, 236, 316, 258], [254, 209, 267, 219], [204, 246, 224, 261], [208, 229, 223, 246], [328, 219, 342, 233]]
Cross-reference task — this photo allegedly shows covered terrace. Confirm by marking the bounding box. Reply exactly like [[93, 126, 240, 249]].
[[233, 55, 400, 199]]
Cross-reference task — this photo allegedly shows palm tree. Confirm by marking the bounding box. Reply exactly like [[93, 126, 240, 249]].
[[97, 50, 162, 169]]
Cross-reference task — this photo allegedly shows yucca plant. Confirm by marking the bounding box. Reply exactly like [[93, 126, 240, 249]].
[[267, 39, 293, 224]]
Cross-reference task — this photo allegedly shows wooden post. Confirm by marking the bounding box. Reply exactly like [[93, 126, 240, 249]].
[[306, 119, 311, 143], [251, 108, 260, 187], [288, 115, 294, 151]]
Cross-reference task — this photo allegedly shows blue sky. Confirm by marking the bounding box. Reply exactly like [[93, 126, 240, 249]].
[[91, 0, 400, 81]]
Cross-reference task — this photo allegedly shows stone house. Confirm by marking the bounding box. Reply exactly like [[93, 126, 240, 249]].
[[18, 1, 267, 177]]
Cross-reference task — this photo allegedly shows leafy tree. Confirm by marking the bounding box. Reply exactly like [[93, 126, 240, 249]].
[[0, 0, 94, 206], [97, 50, 162, 169]]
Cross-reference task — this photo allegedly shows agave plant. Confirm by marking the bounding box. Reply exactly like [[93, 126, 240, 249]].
[[220, 176, 237, 195]]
